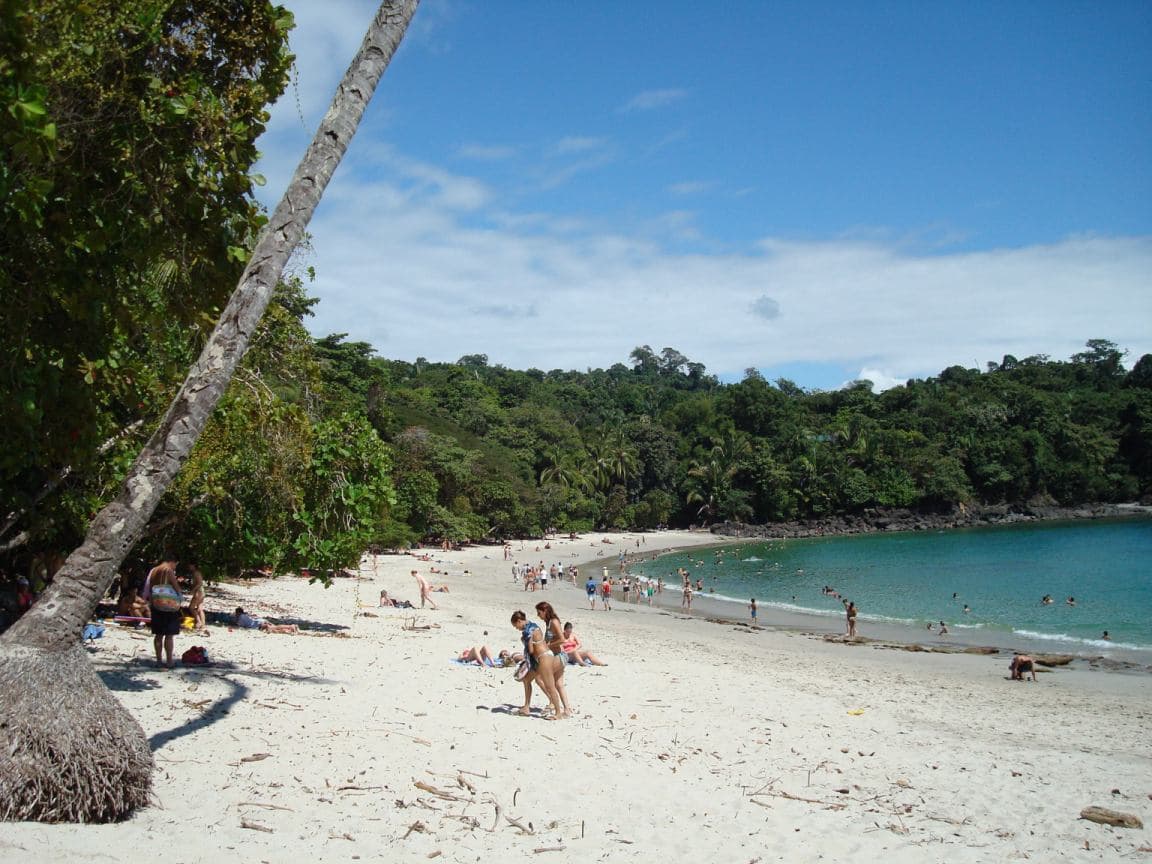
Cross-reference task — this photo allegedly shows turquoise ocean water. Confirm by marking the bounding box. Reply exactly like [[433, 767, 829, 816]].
[[629, 518, 1152, 656]]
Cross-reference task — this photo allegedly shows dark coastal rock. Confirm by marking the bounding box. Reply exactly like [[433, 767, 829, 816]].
[[1033, 654, 1075, 667], [710, 502, 1149, 542]]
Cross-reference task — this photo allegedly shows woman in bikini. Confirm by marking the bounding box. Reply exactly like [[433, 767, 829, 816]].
[[561, 621, 607, 666], [535, 601, 572, 717], [511, 610, 563, 718]]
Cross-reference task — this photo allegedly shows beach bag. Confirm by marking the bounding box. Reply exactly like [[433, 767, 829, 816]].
[[513, 659, 531, 681], [150, 583, 183, 612], [181, 645, 209, 665]]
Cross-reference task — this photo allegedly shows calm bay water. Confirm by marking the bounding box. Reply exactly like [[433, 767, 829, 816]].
[[630, 518, 1152, 655]]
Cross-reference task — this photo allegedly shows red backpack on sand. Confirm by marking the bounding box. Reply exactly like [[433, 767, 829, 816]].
[[181, 645, 209, 665]]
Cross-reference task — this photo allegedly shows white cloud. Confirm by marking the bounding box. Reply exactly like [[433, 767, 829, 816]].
[[253, 5, 1152, 390], [293, 144, 1152, 383], [621, 88, 689, 112], [849, 368, 907, 393]]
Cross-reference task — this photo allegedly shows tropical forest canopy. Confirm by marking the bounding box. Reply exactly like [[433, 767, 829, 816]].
[[2, 1, 1150, 584]]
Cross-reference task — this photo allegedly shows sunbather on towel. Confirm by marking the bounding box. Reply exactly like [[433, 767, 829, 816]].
[[234, 606, 299, 634]]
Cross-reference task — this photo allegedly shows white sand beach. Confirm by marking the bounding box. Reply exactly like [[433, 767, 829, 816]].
[[5, 530, 1150, 862]]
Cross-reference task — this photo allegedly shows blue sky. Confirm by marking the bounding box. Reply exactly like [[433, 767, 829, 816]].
[[256, 0, 1151, 390]]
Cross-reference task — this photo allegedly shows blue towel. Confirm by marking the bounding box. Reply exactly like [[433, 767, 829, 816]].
[[82, 623, 105, 641]]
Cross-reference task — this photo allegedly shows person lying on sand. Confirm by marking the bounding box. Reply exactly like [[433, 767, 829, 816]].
[[561, 622, 606, 666], [458, 645, 497, 666], [234, 606, 299, 634]]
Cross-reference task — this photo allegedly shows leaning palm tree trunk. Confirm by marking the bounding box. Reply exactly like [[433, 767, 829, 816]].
[[0, 0, 420, 823]]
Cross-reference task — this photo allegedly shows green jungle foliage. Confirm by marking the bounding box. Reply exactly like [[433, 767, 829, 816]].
[[1, 3, 1149, 590], [308, 337, 1150, 546]]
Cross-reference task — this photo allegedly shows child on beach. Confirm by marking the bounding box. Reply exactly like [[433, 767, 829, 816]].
[[749, 598, 757, 623]]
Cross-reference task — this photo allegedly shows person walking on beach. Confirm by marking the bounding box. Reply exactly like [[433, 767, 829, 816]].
[[511, 610, 563, 719], [413, 570, 438, 609], [845, 600, 858, 637], [537, 601, 572, 717], [600, 576, 612, 611], [749, 598, 757, 624], [682, 581, 693, 613], [586, 576, 598, 610]]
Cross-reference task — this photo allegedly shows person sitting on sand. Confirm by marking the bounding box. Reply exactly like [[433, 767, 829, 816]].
[[561, 622, 607, 666], [378, 589, 415, 609], [234, 606, 299, 634], [1009, 652, 1036, 681]]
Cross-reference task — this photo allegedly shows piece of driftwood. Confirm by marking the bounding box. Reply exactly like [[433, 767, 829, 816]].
[[414, 780, 467, 802], [240, 819, 273, 833], [1080, 806, 1143, 829]]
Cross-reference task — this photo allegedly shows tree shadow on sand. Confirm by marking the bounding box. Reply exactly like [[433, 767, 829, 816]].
[[94, 658, 336, 751]]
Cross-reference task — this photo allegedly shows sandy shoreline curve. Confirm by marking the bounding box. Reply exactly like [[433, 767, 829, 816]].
[[5, 530, 1149, 862]]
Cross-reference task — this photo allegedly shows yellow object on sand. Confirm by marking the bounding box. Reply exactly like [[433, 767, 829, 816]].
[[181, 616, 195, 630], [847, 708, 865, 716]]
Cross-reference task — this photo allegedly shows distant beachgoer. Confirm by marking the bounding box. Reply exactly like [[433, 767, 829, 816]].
[[1066, 596, 1076, 607], [1102, 631, 1111, 641], [846, 601, 858, 637], [695, 578, 703, 592], [621, 578, 630, 604], [180, 563, 206, 633], [1041, 595, 1053, 605], [682, 582, 693, 613], [952, 592, 958, 600], [938, 620, 949, 635], [600, 577, 612, 611], [1009, 653, 1036, 681], [926, 622, 935, 631], [749, 598, 757, 623], [413, 570, 438, 609], [585, 577, 597, 610], [963, 604, 971, 614], [234, 606, 299, 634]]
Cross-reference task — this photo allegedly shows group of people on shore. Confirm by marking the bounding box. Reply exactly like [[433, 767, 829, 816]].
[[582, 568, 665, 611], [512, 561, 579, 592]]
